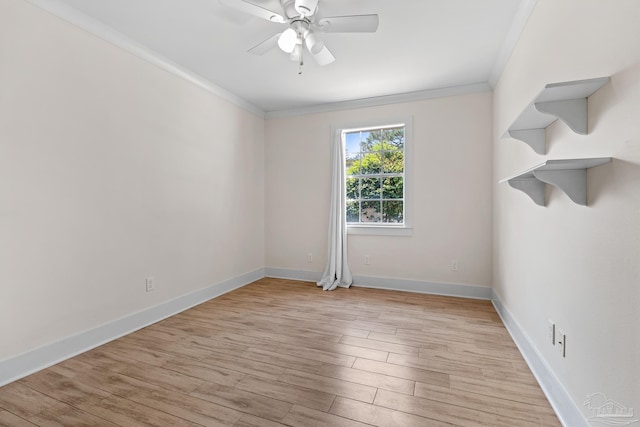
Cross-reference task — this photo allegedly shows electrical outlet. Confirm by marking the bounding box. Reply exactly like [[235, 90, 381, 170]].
[[450, 259, 459, 271], [557, 330, 566, 357], [548, 320, 556, 345], [364, 255, 371, 265], [307, 253, 313, 263], [145, 277, 155, 292]]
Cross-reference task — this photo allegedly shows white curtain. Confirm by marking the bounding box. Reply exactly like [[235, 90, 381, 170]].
[[317, 130, 353, 291]]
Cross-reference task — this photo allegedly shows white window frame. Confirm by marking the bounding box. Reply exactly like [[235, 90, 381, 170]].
[[334, 116, 413, 237]]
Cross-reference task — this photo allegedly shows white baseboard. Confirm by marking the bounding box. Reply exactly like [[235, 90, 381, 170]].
[[265, 267, 492, 300], [491, 291, 587, 427], [352, 274, 491, 300], [0, 268, 265, 387], [265, 267, 323, 283]]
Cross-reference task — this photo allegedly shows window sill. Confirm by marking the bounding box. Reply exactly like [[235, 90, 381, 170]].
[[347, 225, 413, 236]]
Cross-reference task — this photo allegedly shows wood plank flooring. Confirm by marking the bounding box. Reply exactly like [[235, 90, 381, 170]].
[[0, 278, 561, 426]]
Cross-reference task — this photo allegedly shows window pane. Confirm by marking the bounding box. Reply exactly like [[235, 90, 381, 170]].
[[359, 152, 381, 175], [361, 201, 382, 223], [386, 128, 405, 151], [383, 201, 403, 223], [346, 201, 359, 223], [359, 131, 372, 152], [370, 131, 385, 152], [346, 177, 359, 200], [361, 177, 381, 199], [345, 152, 360, 175], [345, 132, 361, 158], [382, 177, 403, 199], [382, 150, 404, 173]]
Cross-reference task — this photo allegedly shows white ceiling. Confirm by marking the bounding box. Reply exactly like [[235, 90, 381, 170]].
[[32, 0, 535, 114]]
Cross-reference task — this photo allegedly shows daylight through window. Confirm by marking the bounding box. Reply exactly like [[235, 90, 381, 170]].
[[344, 125, 405, 225]]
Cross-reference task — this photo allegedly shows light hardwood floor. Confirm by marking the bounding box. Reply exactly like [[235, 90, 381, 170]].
[[0, 278, 561, 426]]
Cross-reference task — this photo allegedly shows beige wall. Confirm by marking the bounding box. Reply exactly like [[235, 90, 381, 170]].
[[0, 0, 265, 361], [494, 0, 640, 415], [266, 92, 494, 288]]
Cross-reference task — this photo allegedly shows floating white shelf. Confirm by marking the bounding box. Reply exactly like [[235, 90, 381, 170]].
[[500, 158, 612, 206], [503, 77, 610, 154]]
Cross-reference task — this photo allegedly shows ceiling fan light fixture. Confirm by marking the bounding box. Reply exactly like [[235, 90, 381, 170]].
[[290, 44, 302, 61], [278, 28, 298, 53], [304, 31, 323, 55]]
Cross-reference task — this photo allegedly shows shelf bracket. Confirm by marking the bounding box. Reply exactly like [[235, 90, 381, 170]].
[[506, 129, 546, 154], [503, 77, 609, 154], [500, 158, 611, 207], [507, 178, 545, 206], [534, 98, 588, 135], [534, 169, 587, 205]]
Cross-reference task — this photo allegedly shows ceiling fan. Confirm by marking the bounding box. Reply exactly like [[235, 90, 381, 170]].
[[220, 0, 379, 69]]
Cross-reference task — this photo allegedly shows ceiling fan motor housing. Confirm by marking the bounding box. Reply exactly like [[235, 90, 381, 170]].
[[281, 0, 318, 19], [296, 0, 318, 16]]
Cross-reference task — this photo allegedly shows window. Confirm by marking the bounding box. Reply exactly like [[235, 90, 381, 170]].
[[342, 119, 411, 235]]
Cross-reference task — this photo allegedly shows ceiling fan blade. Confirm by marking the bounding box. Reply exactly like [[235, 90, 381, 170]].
[[248, 33, 281, 55], [316, 14, 379, 33], [219, 0, 286, 23], [311, 44, 335, 66]]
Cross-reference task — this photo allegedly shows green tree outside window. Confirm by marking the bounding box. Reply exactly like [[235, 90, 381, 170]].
[[345, 127, 404, 224]]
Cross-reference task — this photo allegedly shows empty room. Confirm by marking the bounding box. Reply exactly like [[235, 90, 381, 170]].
[[1, 0, 638, 426]]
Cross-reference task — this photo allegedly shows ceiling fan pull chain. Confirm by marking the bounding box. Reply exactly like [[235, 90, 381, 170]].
[[298, 30, 304, 75]]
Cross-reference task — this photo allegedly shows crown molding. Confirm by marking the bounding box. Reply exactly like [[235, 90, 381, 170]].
[[25, 0, 266, 118], [488, 0, 539, 87], [265, 82, 493, 119]]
